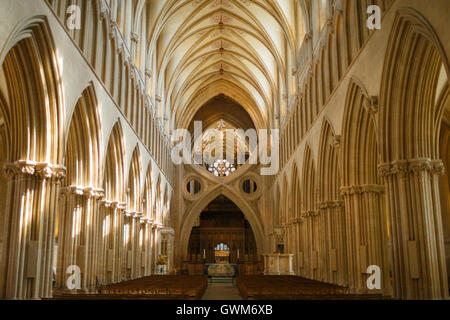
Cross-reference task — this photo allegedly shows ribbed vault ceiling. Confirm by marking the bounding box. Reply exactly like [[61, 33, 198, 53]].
[[147, 0, 302, 131]]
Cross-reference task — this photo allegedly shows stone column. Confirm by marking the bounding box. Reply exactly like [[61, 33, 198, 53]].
[[138, 217, 149, 277], [341, 184, 390, 295], [319, 200, 347, 286], [152, 224, 161, 274], [99, 201, 126, 283], [294, 219, 302, 276], [2, 161, 65, 299], [123, 212, 132, 280], [56, 186, 103, 291], [85, 188, 104, 290], [300, 211, 315, 279], [145, 219, 154, 276], [129, 212, 142, 279], [379, 159, 449, 299], [161, 227, 175, 273], [301, 211, 320, 280], [288, 218, 297, 275], [317, 209, 328, 282], [98, 201, 111, 284], [312, 211, 320, 281]]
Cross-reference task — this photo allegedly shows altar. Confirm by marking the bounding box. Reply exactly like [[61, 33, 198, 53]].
[[206, 245, 238, 277], [263, 254, 294, 275], [206, 263, 237, 277]]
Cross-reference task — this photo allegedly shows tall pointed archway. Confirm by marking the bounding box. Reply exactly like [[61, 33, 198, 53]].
[[178, 186, 266, 265]]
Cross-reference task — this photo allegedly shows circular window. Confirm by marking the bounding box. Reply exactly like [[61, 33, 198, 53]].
[[207, 159, 236, 177], [242, 179, 257, 194], [186, 179, 202, 195]]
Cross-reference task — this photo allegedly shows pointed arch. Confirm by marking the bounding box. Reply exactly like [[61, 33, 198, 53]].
[[380, 8, 450, 163], [154, 174, 162, 224], [290, 162, 301, 272], [142, 164, 153, 219], [281, 174, 290, 227], [341, 77, 389, 294], [179, 186, 265, 259], [291, 162, 301, 221], [317, 117, 347, 285], [341, 78, 380, 186], [0, 16, 64, 164], [127, 145, 142, 212], [378, 8, 450, 299], [64, 83, 103, 188], [300, 143, 318, 279], [163, 184, 170, 225], [103, 120, 126, 202], [318, 118, 340, 203], [0, 16, 64, 300], [301, 144, 317, 213]]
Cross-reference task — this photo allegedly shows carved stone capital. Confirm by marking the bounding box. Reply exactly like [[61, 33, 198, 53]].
[[379, 159, 445, 177], [330, 135, 341, 149], [301, 210, 317, 218], [131, 32, 140, 43], [60, 185, 104, 200], [363, 96, 379, 115], [319, 200, 345, 209], [304, 32, 313, 41], [106, 201, 126, 210], [340, 184, 384, 196], [4, 161, 66, 181]]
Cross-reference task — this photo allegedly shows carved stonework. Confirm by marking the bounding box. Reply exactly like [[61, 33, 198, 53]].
[[4, 161, 66, 181], [330, 135, 341, 149], [145, 68, 152, 78], [60, 185, 104, 200], [319, 200, 345, 210], [301, 210, 317, 218], [379, 159, 444, 177], [363, 96, 379, 115], [131, 32, 139, 43], [100, 200, 127, 210], [340, 185, 384, 196]]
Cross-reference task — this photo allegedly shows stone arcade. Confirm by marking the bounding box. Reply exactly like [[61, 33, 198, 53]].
[[0, 0, 449, 300]]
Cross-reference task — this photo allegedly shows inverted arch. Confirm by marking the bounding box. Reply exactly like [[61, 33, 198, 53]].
[[179, 185, 265, 258]]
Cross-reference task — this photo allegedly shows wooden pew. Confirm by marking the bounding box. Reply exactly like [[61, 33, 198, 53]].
[[236, 276, 384, 300], [53, 275, 208, 300]]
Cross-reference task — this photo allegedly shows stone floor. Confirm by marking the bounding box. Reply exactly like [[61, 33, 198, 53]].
[[201, 282, 243, 300]]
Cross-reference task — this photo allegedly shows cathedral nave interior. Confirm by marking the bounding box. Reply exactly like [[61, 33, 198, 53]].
[[0, 0, 449, 301]]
